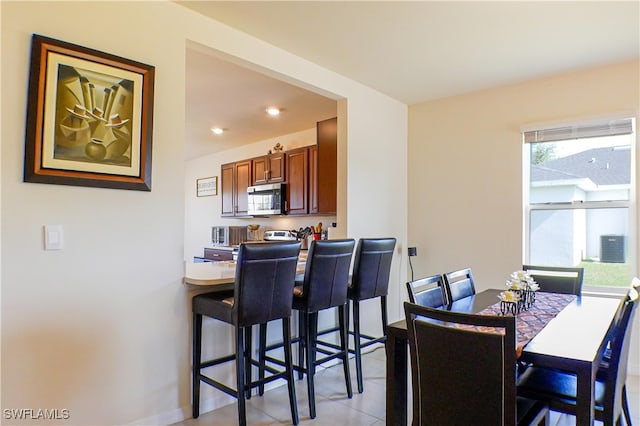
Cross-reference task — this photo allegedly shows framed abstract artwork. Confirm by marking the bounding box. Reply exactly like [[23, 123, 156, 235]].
[[24, 34, 155, 191]]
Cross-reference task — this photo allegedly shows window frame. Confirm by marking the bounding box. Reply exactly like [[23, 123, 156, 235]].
[[522, 116, 636, 295]]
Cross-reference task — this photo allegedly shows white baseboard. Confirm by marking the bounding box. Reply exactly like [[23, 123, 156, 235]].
[[127, 393, 235, 426], [128, 381, 289, 426]]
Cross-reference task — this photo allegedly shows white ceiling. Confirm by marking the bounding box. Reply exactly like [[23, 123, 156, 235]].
[[181, 1, 639, 160], [185, 46, 338, 160]]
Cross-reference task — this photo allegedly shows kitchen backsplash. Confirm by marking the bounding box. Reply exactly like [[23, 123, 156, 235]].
[[210, 216, 336, 243]]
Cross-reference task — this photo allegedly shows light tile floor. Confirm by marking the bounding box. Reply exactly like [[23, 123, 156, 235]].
[[174, 347, 639, 426]]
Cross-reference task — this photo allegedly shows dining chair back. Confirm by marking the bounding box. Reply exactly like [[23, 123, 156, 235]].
[[192, 241, 302, 426], [522, 265, 584, 295], [517, 286, 639, 425], [604, 286, 639, 424], [406, 274, 447, 307], [443, 267, 476, 303], [403, 302, 548, 425], [347, 237, 396, 393]]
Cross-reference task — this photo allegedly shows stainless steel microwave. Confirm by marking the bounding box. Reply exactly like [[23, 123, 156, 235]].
[[247, 183, 285, 216]]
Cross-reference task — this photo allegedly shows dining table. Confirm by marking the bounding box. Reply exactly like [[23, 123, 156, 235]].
[[385, 289, 623, 426]]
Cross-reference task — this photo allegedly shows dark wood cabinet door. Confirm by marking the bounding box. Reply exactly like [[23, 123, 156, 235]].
[[313, 117, 337, 214], [235, 160, 251, 216], [268, 152, 286, 183], [309, 145, 319, 214], [252, 153, 286, 185], [286, 147, 308, 215], [203, 248, 233, 261], [252, 157, 269, 185], [221, 163, 234, 217]]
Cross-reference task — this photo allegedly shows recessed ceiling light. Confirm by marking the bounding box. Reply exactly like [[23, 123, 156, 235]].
[[211, 127, 224, 135], [266, 107, 280, 117]]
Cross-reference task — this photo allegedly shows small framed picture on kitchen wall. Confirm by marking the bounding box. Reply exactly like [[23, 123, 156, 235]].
[[23, 34, 155, 191], [197, 176, 218, 197]]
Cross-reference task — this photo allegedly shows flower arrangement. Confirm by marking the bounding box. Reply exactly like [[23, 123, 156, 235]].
[[506, 271, 539, 309], [498, 289, 521, 315]]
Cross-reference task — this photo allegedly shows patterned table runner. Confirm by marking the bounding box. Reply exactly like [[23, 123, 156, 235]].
[[477, 292, 577, 357]]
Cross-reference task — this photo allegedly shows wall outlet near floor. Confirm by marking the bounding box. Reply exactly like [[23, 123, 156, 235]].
[[408, 247, 417, 257]]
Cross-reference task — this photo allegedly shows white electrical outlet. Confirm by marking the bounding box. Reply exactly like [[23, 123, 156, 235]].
[[44, 225, 64, 250]]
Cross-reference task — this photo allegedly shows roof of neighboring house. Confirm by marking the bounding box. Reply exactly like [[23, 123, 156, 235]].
[[531, 146, 630, 185]]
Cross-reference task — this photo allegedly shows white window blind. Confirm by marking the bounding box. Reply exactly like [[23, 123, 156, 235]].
[[524, 118, 633, 144]]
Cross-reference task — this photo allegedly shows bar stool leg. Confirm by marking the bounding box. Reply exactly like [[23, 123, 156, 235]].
[[352, 300, 363, 393], [282, 316, 299, 425], [192, 312, 202, 418], [235, 327, 247, 426], [380, 295, 388, 337], [258, 323, 267, 396], [305, 312, 318, 419], [297, 311, 306, 380], [244, 326, 252, 400], [339, 303, 353, 398]]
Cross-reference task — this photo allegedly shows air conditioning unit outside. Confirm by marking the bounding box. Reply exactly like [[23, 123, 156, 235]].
[[600, 235, 625, 263]]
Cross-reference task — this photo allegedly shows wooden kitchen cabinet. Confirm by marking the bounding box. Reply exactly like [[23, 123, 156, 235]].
[[203, 247, 234, 261], [222, 117, 336, 217], [251, 152, 285, 185], [286, 147, 308, 215], [285, 117, 337, 215], [220, 163, 234, 216], [311, 117, 337, 214], [221, 160, 252, 217]]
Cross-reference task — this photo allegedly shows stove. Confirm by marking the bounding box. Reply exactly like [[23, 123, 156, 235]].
[[263, 230, 297, 241]]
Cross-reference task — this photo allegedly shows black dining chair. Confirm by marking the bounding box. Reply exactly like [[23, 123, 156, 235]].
[[443, 267, 476, 304], [596, 278, 639, 426], [406, 274, 447, 308], [345, 237, 396, 394], [261, 239, 355, 419], [597, 285, 635, 426], [517, 286, 639, 426], [522, 265, 584, 295], [192, 241, 301, 426], [403, 302, 549, 425]]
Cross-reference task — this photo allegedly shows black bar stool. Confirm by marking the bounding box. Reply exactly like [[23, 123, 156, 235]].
[[260, 239, 355, 419], [347, 237, 396, 393], [192, 241, 301, 426]]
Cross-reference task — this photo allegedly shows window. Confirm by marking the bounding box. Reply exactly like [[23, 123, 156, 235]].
[[523, 118, 635, 289]]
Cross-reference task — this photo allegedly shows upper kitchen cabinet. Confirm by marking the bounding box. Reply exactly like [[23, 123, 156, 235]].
[[285, 117, 337, 215], [221, 160, 252, 217], [251, 152, 286, 185], [221, 118, 336, 217], [286, 147, 308, 215], [311, 117, 337, 215]]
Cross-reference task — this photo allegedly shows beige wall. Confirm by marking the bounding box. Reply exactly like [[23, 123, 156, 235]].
[[1, 2, 408, 424], [408, 59, 640, 373]]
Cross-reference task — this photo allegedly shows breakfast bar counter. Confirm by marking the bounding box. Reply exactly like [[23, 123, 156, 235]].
[[184, 254, 307, 287], [184, 261, 238, 286]]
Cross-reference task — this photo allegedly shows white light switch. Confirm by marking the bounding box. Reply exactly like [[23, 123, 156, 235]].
[[44, 225, 64, 250]]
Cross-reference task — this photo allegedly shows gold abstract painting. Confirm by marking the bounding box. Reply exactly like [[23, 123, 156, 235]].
[[24, 34, 155, 191]]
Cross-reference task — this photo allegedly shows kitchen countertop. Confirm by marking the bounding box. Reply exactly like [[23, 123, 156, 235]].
[[204, 245, 236, 251], [184, 253, 307, 286], [184, 261, 238, 286]]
